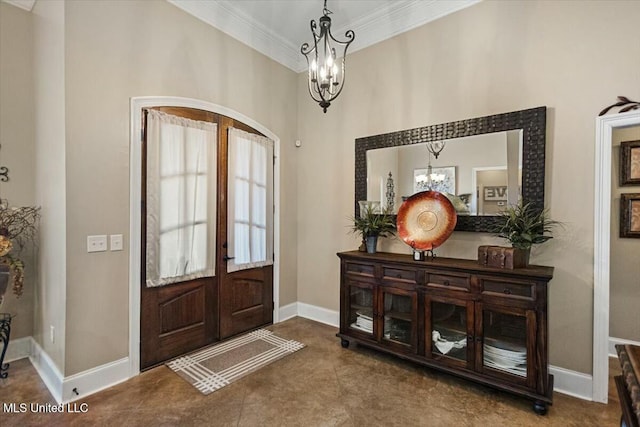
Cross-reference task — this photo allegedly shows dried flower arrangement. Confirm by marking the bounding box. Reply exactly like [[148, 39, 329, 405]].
[[0, 199, 40, 305]]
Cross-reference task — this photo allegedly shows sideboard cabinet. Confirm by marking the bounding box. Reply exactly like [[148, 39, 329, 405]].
[[337, 251, 554, 414]]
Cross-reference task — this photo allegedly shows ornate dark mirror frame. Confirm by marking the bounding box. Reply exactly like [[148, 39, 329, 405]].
[[354, 106, 547, 232]]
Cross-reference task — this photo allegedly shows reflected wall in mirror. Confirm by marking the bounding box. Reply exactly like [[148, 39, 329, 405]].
[[367, 130, 523, 216], [355, 107, 547, 232]]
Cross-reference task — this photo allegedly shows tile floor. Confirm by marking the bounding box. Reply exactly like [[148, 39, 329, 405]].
[[0, 317, 624, 426]]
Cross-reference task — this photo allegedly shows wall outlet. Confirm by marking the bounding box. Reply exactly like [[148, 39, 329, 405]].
[[87, 235, 107, 253], [50, 325, 55, 343], [110, 234, 123, 251]]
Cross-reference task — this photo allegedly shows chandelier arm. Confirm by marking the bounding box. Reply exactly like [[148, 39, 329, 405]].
[[309, 78, 325, 101], [308, 83, 323, 104], [300, 42, 312, 55], [301, 21, 321, 55], [323, 60, 347, 101], [326, 29, 355, 46], [302, 53, 323, 104], [310, 19, 320, 39]]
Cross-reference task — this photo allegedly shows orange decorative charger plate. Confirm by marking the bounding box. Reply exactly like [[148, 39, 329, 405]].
[[396, 191, 457, 251]]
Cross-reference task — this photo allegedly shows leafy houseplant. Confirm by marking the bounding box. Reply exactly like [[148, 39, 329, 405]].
[[351, 204, 396, 253], [0, 200, 40, 306], [495, 201, 559, 256]]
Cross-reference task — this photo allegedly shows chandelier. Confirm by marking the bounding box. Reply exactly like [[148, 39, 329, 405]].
[[300, 0, 355, 113], [415, 141, 447, 190]]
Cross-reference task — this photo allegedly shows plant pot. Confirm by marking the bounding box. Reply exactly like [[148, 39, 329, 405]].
[[514, 247, 531, 268], [365, 235, 378, 254]]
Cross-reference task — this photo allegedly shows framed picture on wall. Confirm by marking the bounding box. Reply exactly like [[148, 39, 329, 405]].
[[620, 140, 640, 186], [620, 193, 640, 238]]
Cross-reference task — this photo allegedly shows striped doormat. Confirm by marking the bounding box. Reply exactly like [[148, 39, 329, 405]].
[[166, 329, 305, 395]]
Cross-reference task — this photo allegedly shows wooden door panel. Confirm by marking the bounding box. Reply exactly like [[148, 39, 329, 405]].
[[220, 265, 273, 339], [141, 277, 217, 369], [159, 287, 205, 335], [232, 279, 265, 311]]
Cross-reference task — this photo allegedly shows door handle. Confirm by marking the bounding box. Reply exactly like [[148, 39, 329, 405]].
[[223, 255, 235, 262]]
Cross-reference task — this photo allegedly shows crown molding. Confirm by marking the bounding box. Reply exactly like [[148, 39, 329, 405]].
[[168, 0, 480, 73], [2, 0, 36, 12], [168, 0, 301, 72], [335, 0, 481, 58]]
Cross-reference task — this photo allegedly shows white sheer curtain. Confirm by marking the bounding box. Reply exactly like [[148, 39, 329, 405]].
[[227, 127, 274, 272], [146, 109, 217, 287]]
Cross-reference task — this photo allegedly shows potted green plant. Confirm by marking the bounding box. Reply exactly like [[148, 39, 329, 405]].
[[0, 200, 40, 306], [351, 204, 396, 254], [495, 200, 559, 266]]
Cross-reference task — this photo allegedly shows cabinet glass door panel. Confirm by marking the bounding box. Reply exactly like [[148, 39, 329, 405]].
[[429, 300, 469, 363], [348, 285, 374, 336], [382, 293, 412, 345], [380, 289, 416, 350], [482, 309, 528, 378]]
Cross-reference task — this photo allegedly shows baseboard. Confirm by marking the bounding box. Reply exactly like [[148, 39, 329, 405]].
[[296, 302, 339, 328], [29, 339, 64, 403], [62, 357, 130, 403], [278, 302, 298, 322], [5, 336, 33, 363], [549, 365, 593, 401], [609, 336, 640, 358], [25, 337, 131, 403]]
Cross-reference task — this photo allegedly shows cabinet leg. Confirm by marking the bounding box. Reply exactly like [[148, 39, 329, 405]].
[[341, 339, 350, 348], [533, 401, 548, 415]]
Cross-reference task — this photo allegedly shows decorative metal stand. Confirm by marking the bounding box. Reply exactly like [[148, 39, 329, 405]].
[[0, 313, 12, 378], [386, 172, 395, 212]]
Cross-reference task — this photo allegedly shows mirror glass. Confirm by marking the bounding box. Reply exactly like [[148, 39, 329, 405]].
[[354, 107, 546, 232], [366, 130, 523, 215]]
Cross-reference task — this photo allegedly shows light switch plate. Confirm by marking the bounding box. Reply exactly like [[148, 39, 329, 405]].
[[87, 235, 107, 253], [110, 234, 123, 251]]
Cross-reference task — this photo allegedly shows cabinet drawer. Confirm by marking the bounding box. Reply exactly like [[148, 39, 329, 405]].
[[382, 266, 416, 283], [482, 279, 535, 300], [345, 262, 375, 278], [426, 272, 470, 291]]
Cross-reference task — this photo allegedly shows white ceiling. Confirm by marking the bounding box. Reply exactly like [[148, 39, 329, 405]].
[[169, 0, 480, 72], [1, 0, 480, 72]]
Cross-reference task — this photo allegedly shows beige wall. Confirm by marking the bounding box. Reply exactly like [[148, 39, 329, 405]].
[[296, 0, 640, 374], [32, 0, 67, 372], [63, 0, 298, 375], [0, 3, 36, 340], [610, 125, 640, 341]]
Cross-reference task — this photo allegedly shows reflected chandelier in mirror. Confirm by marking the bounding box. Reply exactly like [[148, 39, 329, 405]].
[[354, 107, 547, 232]]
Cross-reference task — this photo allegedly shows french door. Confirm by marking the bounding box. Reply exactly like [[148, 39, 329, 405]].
[[140, 107, 273, 369], [217, 116, 274, 339]]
